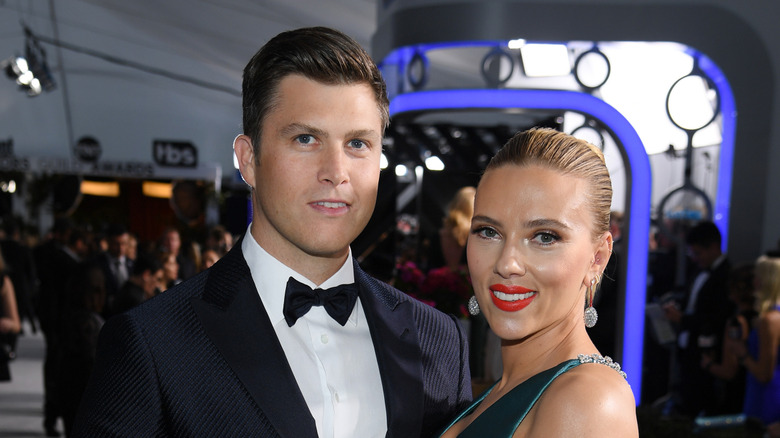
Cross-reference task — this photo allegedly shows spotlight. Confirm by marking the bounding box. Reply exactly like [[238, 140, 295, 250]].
[[3, 27, 56, 97]]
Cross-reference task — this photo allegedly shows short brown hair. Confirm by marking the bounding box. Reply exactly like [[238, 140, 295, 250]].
[[486, 127, 613, 240], [242, 26, 389, 155]]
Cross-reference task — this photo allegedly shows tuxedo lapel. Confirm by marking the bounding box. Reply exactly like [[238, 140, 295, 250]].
[[355, 262, 425, 438], [191, 241, 316, 438]]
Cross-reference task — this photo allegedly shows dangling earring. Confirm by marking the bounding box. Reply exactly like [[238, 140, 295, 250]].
[[468, 296, 480, 316], [584, 277, 598, 328]]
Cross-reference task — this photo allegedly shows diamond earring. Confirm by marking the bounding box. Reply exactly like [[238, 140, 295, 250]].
[[468, 296, 480, 316], [584, 278, 598, 328]]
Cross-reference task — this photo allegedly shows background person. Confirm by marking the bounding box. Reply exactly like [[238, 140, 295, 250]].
[[663, 220, 734, 416], [0, 248, 21, 382], [727, 255, 780, 427]]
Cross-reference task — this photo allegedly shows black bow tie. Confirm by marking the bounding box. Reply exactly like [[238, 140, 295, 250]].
[[283, 277, 359, 327]]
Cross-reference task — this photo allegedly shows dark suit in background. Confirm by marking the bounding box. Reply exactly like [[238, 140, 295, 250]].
[[676, 256, 734, 416]]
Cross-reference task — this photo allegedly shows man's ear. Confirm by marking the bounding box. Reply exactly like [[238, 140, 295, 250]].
[[233, 134, 256, 189]]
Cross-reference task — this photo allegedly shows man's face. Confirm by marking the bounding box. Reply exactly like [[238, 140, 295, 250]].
[[235, 75, 383, 272], [688, 243, 720, 269], [108, 232, 129, 258], [162, 231, 181, 255]]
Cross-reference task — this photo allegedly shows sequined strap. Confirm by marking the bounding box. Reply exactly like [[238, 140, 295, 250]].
[[577, 353, 628, 379]]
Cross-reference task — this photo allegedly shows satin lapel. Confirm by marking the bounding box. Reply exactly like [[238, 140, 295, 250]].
[[355, 262, 425, 438], [190, 241, 316, 438]]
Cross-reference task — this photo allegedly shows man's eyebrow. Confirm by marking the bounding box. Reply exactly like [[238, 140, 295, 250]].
[[280, 123, 327, 138], [344, 129, 380, 139]]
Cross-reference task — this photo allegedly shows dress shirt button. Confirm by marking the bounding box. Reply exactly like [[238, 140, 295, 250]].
[[334, 392, 340, 403], [321, 334, 329, 344]]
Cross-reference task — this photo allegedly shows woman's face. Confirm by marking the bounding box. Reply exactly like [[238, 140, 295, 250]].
[[467, 164, 610, 341], [163, 254, 179, 280]]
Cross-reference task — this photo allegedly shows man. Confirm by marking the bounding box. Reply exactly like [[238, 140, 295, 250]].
[[108, 253, 163, 317], [93, 223, 132, 313], [73, 27, 471, 437], [663, 220, 733, 416], [158, 227, 197, 281]]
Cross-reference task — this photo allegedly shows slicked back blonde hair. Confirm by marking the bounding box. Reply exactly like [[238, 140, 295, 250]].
[[485, 127, 613, 240]]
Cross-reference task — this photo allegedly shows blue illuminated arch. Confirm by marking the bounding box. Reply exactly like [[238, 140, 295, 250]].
[[389, 89, 650, 402]]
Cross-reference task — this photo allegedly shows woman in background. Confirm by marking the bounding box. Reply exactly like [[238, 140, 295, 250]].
[[438, 128, 637, 437], [440, 186, 476, 270], [0, 249, 22, 382], [728, 255, 780, 427]]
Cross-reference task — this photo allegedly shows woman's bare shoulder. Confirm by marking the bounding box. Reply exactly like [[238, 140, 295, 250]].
[[523, 362, 638, 437]]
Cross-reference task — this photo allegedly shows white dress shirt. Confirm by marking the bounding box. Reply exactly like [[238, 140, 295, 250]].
[[241, 227, 387, 438]]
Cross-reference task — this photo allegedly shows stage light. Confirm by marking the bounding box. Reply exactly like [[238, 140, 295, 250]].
[[2, 27, 56, 97], [0, 180, 16, 193], [395, 164, 408, 177], [380, 153, 389, 169]]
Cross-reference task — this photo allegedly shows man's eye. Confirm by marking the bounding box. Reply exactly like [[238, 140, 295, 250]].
[[348, 139, 367, 149], [296, 134, 315, 144]]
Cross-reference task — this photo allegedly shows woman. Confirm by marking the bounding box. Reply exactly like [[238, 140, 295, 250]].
[[440, 186, 476, 270], [158, 250, 181, 291], [439, 128, 638, 437], [728, 255, 780, 426], [1, 249, 21, 382]]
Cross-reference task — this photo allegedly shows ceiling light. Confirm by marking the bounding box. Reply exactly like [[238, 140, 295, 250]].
[[81, 180, 120, 197], [142, 181, 173, 198], [507, 39, 526, 50], [424, 155, 445, 171], [520, 44, 571, 77]]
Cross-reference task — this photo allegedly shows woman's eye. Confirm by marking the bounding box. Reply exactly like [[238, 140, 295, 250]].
[[534, 232, 559, 245], [473, 226, 499, 239]]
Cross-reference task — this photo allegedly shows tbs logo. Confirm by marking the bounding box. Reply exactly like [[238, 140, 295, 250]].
[[153, 141, 197, 168]]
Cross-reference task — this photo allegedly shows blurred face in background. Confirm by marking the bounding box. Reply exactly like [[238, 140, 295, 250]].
[[201, 249, 220, 271], [108, 232, 129, 259], [162, 230, 182, 256], [162, 253, 179, 284]]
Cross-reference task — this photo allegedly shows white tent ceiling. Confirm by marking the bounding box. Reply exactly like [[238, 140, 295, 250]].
[[0, 0, 378, 182]]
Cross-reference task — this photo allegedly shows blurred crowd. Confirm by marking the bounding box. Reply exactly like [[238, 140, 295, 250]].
[[0, 216, 235, 436]]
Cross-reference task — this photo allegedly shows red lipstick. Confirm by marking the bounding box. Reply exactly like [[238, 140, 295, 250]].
[[489, 284, 537, 312]]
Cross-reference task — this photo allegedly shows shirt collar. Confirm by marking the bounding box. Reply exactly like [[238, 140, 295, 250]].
[[241, 224, 356, 327]]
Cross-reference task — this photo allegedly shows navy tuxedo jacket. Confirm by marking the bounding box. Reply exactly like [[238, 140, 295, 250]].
[[72, 238, 472, 437]]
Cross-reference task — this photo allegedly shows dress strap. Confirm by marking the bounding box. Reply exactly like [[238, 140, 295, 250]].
[[455, 359, 581, 438]]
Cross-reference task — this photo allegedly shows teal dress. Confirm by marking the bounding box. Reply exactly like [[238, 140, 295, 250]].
[[437, 355, 627, 437]]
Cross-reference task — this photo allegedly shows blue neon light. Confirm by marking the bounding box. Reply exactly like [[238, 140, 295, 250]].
[[697, 53, 736, 252], [389, 89, 651, 403]]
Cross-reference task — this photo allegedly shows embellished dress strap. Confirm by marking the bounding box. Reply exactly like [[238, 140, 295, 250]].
[[437, 355, 628, 438]]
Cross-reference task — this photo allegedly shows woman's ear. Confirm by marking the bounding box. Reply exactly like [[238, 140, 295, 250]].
[[591, 232, 614, 280], [233, 134, 256, 189]]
